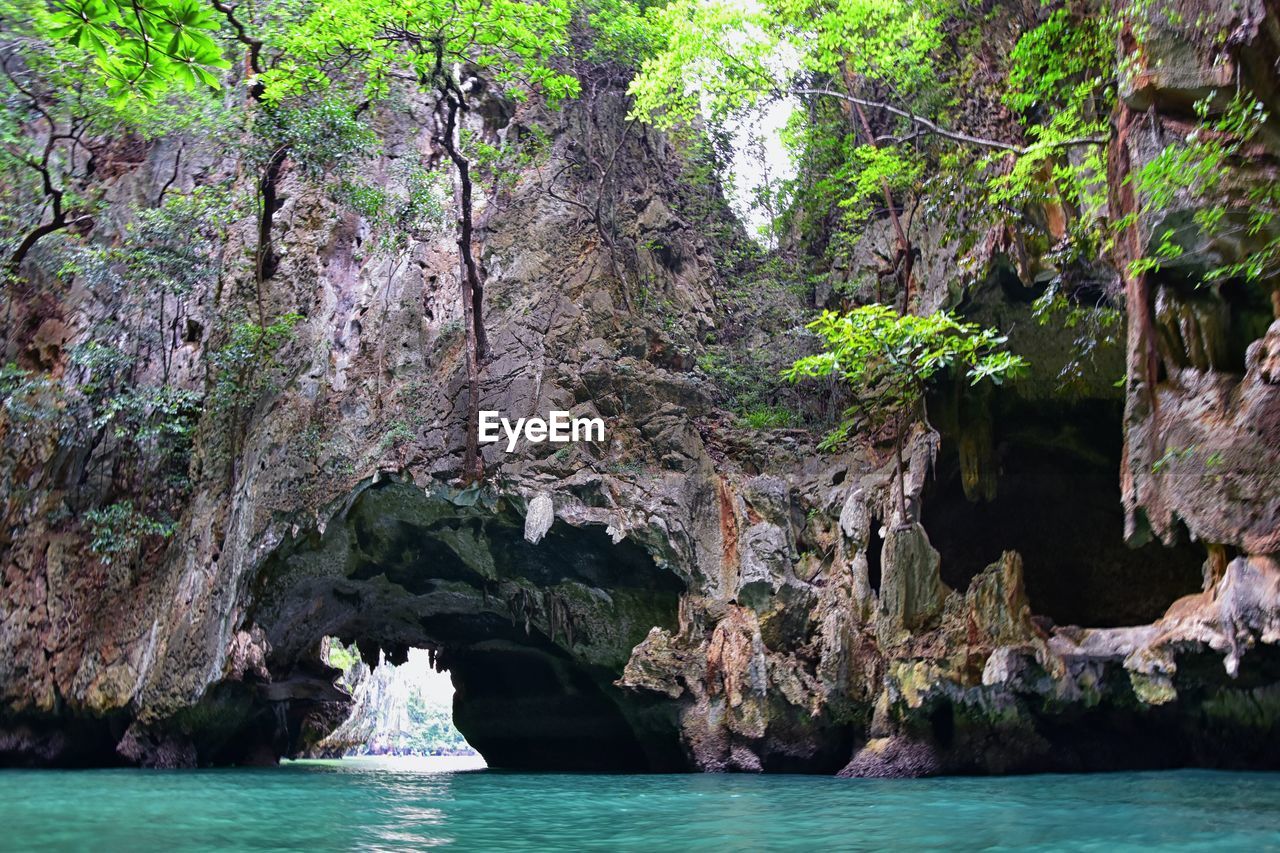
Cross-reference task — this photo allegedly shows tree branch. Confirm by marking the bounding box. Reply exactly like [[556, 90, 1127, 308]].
[[789, 87, 1105, 155], [210, 0, 265, 80]]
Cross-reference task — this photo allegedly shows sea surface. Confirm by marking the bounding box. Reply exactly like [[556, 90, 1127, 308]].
[[3, 760, 1279, 851]]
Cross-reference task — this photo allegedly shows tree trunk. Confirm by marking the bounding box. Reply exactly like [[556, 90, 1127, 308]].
[[893, 412, 909, 527], [838, 63, 915, 306], [438, 89, 488, 483]]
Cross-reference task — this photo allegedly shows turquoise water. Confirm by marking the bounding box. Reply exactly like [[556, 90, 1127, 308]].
[[3, 762, 1280, 851]]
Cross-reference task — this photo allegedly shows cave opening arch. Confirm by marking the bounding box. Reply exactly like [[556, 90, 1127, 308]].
[[242, 481, 688, 772]]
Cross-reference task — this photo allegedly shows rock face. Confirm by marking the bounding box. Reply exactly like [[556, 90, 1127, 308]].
[[2, 3, 1280, 775], [1113, 0, 1280, 561]]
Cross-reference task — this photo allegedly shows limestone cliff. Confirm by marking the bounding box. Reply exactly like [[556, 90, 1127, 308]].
[[1, 1, 1279, 775]]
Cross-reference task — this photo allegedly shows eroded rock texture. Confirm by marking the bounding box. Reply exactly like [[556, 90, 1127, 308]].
[[2, 1, 1280, 775]]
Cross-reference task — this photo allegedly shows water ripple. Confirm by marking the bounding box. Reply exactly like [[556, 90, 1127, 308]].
[[3, 763, 1280, 851]]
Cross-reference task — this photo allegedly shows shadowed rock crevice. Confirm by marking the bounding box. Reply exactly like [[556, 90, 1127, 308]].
[[1153, 276, 1276, 375], [238, 481, 687, 771], [0, 713, 130, 768]]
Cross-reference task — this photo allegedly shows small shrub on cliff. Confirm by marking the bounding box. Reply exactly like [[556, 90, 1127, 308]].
[[784, 305, 1026, 521], [741, 405, 802, 430], [253, 100, 377, 181], [0, 364, 67, 424], [68, 342, 201, 471], [203, 312, 304, 481], [334, 165, 451, 256], [84, 500, 177, 568], [208, 312, 304, 415]]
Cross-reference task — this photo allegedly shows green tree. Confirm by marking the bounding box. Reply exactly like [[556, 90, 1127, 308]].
[[258, 0, 580, 481], [1128, 92, 1280, 285], [1, 6, 127, 287], [784, 305, 1026, 523], [0, 0, 235, 348], [41, 0, 583, 483]]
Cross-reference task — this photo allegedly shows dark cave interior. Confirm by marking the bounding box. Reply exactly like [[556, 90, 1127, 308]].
[[923, 392, 1205, 628]]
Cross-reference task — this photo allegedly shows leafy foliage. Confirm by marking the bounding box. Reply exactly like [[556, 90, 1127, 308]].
[[90, 384, 201, 441], [0, 361, 192, 577], [47, 0, 231, 104], [84, 499, 176, 565], [403, 690, 474, 755], [208, 312, 304, 414], [256, 0, 580, 106], [323, 637, 362, 679], [68, 338, 202, 504], [253, 99, 378, 178], [335, 165, 451, 256], [0, 2, 237, 290], [631, 0, 942, 173], [584, 0, 662, 66], [741, 405, 802, 429], [62, 186, 237, 304], [629, 0, 942, 129], [1127, 93, 1280, 284], [628, 0, 1119, 291], [983, 5, 1113, 268], [785, 305, 1027, 451], [0, 363, 67, 423]]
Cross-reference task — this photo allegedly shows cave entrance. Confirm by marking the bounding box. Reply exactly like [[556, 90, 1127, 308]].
[[246, 481, 688, 772], [923, 392, 1205, 628], [313, 641, 485, 769]]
